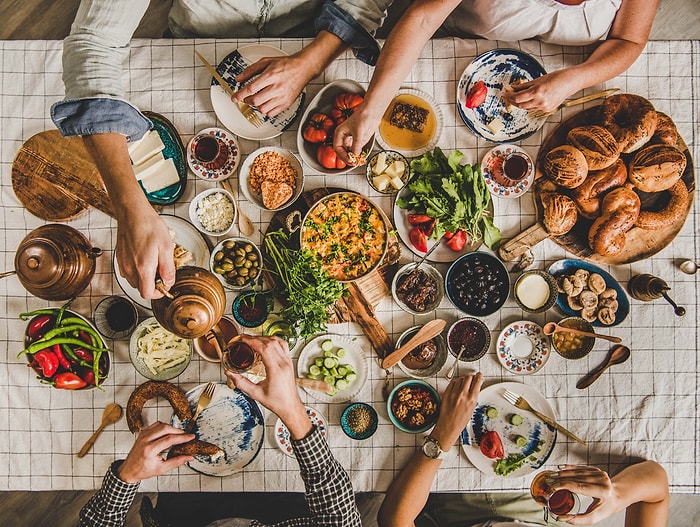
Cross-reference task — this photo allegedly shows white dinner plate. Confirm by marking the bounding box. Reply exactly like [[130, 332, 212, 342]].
[[210, 45, 304, 141], [457, 49, 547, 143], [113, 215, 211, 309], [461, 382, 557, 478], [296, 334, 369, 403], [172, 382, 265, 477], [496, 321, 550, 375], [274, 406, 328, 456]]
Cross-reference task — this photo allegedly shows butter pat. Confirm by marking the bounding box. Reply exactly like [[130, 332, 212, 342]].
[[129, 130, 165, 165], [139, 157, 179, 193], [486, 117, 505, 135]]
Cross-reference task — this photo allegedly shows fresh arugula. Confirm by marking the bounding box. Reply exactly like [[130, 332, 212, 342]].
[[264, 230, 347, 339], [396, 147, 501, 249]]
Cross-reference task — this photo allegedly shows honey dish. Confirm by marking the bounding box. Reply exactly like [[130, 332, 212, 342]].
[[550, 316, 595, 359]]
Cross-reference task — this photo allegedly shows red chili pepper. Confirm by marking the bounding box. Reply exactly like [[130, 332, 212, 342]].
[[77, 330, 93, 345], [27, 314, 54, 341], [445, 230, 468, 251], [480, 430, 505, 459], [409, 226, 428, 253], [465, 80, 488, 109], [417, 218, 437, 237], [54, 372, 87, 390], [76, 366, 96, 386], [73, 348, 94, 363], [52, 343, 72, 370], [33, 349, 59, 378]]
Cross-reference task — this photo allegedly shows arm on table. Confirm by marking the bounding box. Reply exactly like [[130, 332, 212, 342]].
[[333, 0, 461, 163], [78, 422, 193, 527], [553, 461, 669, 527], [226, 336, 361, 527], [378, 373, 483, 527], [505, 0, 659, 111]]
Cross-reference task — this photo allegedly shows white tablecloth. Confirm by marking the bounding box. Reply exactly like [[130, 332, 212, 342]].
[[0, 37, 698, 493]]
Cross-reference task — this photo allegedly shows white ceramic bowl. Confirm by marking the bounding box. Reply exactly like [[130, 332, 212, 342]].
[[296, 79, 374, 175], [129, 317, 192, 380], [239, 147, 304, 211], [366, 150, 410, 194], [188, 188, 236, 237], [210, 237, 263, 290]]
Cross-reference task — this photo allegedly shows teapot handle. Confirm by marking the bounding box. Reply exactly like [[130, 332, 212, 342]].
[[155, 279, 176, 300], [88, 247, 103, 259]]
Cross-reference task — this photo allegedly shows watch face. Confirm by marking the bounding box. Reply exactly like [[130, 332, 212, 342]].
[[423, 438, 440, 458]]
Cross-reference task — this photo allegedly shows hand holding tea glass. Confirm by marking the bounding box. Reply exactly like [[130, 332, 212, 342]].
[[223, 335, 312, 440]]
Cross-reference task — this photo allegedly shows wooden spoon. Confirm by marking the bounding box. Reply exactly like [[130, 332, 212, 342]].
[[77, 403, 123, 458], [381, 319, 446, 369], [543, 322, 622, 344], [221, 178, 254, 236], [576, 345, 631, 389]]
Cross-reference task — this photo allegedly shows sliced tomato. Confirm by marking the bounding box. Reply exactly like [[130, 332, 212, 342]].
[[407, 213, 432, 225], [445, 229, 467, 251], [409, 226, 428, 253], [466, 80, 487, 109], [479, 430, 505, 459], [417, 218, 436, 237]]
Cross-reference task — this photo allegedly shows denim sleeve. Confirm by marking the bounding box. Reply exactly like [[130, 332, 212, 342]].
[[316, 0, 395, 65], [52, 0, 152, 138]]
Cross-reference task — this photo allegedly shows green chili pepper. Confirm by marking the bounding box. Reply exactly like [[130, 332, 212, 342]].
[[19, 337, 108, 359], [55, 298, 75, 325], [18, 309, 57, 321]]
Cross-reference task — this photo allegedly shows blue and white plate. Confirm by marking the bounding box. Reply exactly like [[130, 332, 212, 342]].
[[210, 45, 305, 141], [461, 381, 557, 478], [172, 382, 265, 477], [547, 259, 629, 327], [496, 321, 550, 375], [274, 406, 327, 456], [457, 49, 547, 143], [141, 111, 187, 204]]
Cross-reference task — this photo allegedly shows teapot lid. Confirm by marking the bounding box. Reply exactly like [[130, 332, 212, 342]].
[[162, 294, 218, 339], [15, 237, 64, 289]]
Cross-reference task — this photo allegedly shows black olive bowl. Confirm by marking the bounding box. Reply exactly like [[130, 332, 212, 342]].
[[445, 251, 510, 316]]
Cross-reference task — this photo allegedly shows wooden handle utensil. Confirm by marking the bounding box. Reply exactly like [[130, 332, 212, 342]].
[[381, 319, 446, 369], [77, 403, 123, 458]]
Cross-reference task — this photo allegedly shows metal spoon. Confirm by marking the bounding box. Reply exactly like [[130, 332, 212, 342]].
[[77, 403, 123, 458], [221, 178, 254, 236], [542, 322, 622, 344], [661, 290, 686, 317], [381, 319, 446, 369], [445, 345, 466, 380], [679, 260, 699, 275], [576, 345, 631, 389]]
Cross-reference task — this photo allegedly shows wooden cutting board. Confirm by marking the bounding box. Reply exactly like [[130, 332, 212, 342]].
[[500, 107, 695, 265], [11, 130, 114, 221], [264, 187, 400, 359]]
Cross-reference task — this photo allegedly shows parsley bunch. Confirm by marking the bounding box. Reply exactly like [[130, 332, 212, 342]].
[[396, 147, 501, 249], [264, 230, 346, 339]]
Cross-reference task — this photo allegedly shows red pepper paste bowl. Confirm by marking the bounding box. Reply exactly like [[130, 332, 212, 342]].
[[446, 317, 491, 362], [22, 308, 111, 390], [232, 291, 273, 328]]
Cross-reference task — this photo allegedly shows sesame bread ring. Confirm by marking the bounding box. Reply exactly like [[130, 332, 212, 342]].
[[635, 179, 689, 230], [126, 380, 192, 433]]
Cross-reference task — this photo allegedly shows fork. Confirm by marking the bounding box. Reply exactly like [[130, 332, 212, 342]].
[[528, 88, 620, 119], [502, 389, 587, 445], [238, 102, 264, 127], [184, 382, 216, 434]]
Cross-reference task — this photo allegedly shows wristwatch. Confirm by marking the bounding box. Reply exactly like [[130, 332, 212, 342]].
[[421, 436, 447, 460]]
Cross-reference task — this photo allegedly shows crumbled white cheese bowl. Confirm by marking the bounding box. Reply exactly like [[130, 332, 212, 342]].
[[188, 188, 236, 236]]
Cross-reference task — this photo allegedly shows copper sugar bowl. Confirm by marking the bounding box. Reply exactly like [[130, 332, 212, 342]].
[[12, 224, 102, 301], [152, 265, 226, 339]]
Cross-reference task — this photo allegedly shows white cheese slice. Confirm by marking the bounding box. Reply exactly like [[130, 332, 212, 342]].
[[132, 152, 165, 181], [486, 117, 505, 135], [373, 174, 392, 191], [128, 130, 165, 165], [372, 152, 388, 175], [139, 157, 179, 193], [390, 175, 405, 190]]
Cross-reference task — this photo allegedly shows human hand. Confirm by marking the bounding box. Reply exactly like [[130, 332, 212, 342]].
[[333, 109, 379, 166], [225, 336, 311, 439], [118, 422, 194, 484], [231, 55, 309, 117], [114, 206, 176, 300], [502, 69, 579, 113], [430, 372, 483, 447], [547, 465, 623, 525]]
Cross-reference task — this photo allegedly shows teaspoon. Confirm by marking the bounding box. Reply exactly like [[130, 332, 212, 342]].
[[543, 322, 622, 343], [77, 403, 123, 458], [445, 345, 466, 380]]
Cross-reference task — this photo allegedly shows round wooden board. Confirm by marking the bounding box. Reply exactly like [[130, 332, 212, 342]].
[[533, 107, 695, 265], [11, 130, 114, 221]]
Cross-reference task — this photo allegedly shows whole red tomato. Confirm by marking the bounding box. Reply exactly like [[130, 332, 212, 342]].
[[479, 430, 505, 459], [331, 92, 364, 125], [302, 112, 334, 143], [316, 144, 346, 170]]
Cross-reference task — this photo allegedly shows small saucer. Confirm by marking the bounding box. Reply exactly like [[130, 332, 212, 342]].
[[496, 321, 549, 375], [275, 406, 327, 456], [187, 127, 240, 181], [481, 144, 534, 199]]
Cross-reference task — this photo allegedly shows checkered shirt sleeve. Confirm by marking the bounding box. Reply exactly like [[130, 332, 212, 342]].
[[253, 426, 361, 527], [78, 460, 140, 527]]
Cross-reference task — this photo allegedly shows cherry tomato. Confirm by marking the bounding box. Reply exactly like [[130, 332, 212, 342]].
[[445, 229, 467, 251], [479, 430, 505, 459], [302, 112, 334, 143], [316, 144, 347, 170], [409, 226, 428, 253], [465, 80, 487, 109]]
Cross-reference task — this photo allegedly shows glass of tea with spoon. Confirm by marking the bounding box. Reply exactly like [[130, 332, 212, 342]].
[[530, 470, 594, 521]]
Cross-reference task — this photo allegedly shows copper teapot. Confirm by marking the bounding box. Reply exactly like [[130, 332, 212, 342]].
[[152, 266, 226, 339], [7, 224, 102, 300]]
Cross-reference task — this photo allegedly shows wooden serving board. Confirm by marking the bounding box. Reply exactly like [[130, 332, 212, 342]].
[[11, 130, 114, 221], [264, 187, 400, 359], [501, 107, 694, 265]]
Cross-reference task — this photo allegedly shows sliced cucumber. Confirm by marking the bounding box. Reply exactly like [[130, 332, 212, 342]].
[[321, 339, 334, 352], [486, 406, 499, 419], [510, 414, 524, 426]]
